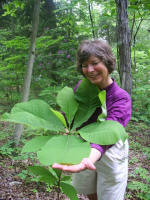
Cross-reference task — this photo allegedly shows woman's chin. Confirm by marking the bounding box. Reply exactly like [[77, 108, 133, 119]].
[[89, 78, 102, 86]]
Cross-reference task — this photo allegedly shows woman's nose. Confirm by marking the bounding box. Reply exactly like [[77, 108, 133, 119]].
[[87, 64, 95, 72]]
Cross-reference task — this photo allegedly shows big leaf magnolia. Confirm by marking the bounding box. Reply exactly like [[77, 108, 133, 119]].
[[2, 78, 128, 165]]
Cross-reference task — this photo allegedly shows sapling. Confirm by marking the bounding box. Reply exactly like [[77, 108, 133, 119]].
[[2, 78, 128, 199]]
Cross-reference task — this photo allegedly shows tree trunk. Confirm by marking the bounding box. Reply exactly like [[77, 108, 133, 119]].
[[88, 0, 95, 38], [14, 0, 41, 144], [115, 0, 132, 95], [44, 0, 56, 29]]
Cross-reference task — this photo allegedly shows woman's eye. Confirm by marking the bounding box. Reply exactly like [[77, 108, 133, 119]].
[[82, 62, 99, 68], [93, 62, 98, 65], [82, 65, 88, 68]]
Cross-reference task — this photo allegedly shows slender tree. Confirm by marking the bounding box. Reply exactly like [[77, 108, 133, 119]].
[[87, 0, 95, 38], [14, 0, 41, 144], [115, 0, 132, 94], [42, 0, 56, 30]]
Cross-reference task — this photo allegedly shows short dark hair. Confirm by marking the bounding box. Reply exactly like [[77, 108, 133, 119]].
[[76, 39, 116, 74]]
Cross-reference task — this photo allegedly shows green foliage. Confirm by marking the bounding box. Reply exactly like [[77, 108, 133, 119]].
[[60, 182, 78, 200], [3, 99, 65, 132], [50, 108, 67, 127], [56, 87, 78, 126], [22, 136, 54, 153], [2, 78, 127, 165], [37, 135, 90, 165], [72, 79, 100, 130], [128, 167, 150, 200], [0, 141, 14, 157], [2, 0, 25, 17], [79, 120, 128, 145], [28, 165, 78, 200], [38, 86, 60, 107], [28, 166, 56, 185], [0, 32, 30, 107], [142, 147, 150, 160], [0, 0, 149, 126], [131, 48, 150, 124], [0, 138, 29, 161], [17, 169, 33, 181]]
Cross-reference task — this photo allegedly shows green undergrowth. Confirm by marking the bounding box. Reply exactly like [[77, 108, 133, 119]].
[[126, 121, 150, 200]]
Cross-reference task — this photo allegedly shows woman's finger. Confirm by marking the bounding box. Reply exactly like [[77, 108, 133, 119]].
[[81, 158, 96, 170]]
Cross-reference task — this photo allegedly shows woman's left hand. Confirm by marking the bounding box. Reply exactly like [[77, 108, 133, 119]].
[[52, 148, 101, 173]]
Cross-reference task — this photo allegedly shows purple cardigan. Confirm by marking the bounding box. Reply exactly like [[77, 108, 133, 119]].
[[74, 79, 132, 155]]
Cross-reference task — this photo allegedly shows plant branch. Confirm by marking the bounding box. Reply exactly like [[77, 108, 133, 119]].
[[130, 12, 136, 42], [56, 170, 62, 200]]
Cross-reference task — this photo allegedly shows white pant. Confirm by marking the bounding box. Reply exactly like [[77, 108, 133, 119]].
[[72, 140, 129, 200]]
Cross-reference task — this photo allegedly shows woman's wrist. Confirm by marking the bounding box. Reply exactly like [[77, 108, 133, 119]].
[[89, 148, 101, 164]]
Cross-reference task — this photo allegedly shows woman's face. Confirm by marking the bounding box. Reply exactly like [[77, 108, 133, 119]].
[[82, 55, 110, 89]]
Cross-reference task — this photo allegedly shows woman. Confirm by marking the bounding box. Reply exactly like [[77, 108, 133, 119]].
[[53, 39, 132, 200]]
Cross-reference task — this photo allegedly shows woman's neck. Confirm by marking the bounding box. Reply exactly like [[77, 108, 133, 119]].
[[98, 76, 113, 90]]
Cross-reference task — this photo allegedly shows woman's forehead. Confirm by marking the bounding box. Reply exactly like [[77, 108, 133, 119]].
[[82, 55, 101, 64]]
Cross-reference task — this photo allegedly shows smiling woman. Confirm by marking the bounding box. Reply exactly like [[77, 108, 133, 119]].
[[53, 39, 132, 200]]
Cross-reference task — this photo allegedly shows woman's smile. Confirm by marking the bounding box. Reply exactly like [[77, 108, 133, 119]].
[[88, 74, 99, 78]]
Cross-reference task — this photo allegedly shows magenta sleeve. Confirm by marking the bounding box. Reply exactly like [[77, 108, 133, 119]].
[[90, 143, 112, 155]]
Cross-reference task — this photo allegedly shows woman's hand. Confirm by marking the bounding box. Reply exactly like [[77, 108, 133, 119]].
[[52, 158, 96, 172], [52, 148, 101, 173]]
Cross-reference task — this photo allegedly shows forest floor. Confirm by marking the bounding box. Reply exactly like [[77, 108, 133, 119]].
[[0, 121, 150, 200]]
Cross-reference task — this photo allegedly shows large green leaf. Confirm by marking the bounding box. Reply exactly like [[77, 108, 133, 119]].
[[2, 99, 64, 132], [28, 166, 56, 185], [22, 136, 53, 153], [79, 120, 128, 145], [60, 182, 79, 200], [37, 135, 90, 165], [56, 87, 78, 127], [72, 79, 101, 130]]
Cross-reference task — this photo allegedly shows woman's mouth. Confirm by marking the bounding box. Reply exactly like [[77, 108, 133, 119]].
[[88, 74, 98, 78]]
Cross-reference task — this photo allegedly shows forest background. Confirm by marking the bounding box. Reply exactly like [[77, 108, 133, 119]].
[[0, 0, 150, 200]]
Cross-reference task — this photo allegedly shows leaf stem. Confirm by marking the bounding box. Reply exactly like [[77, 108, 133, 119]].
[[56, 170, 62, 200]]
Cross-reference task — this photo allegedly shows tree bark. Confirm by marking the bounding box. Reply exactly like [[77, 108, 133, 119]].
[[14, 0, 41, 144], [115, 0, 132, 95], [88, 0, 95, 38]]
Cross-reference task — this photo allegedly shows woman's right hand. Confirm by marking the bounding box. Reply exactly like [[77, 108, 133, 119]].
[[52, 148, 101, 173], [52, 157, 96, 173]]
